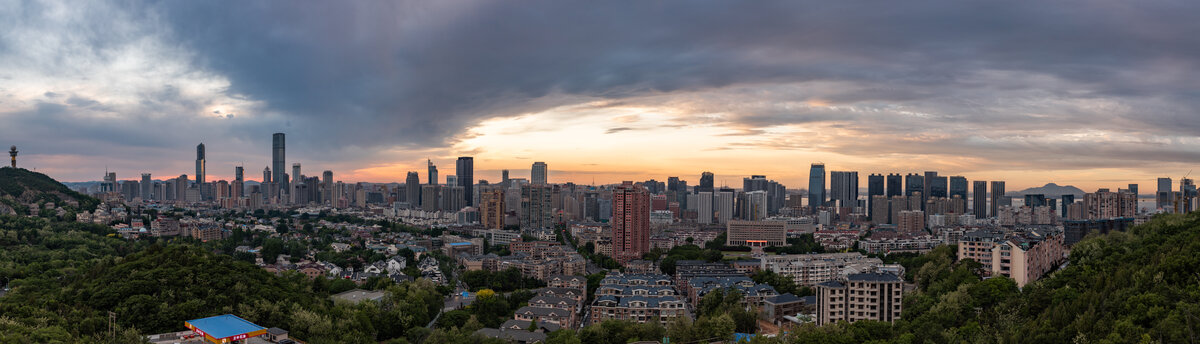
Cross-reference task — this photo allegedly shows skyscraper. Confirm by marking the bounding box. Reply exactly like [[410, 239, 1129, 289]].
[[292, 163, 302, 204], [531, 161, 548, 185], [612, 181, 650, 263], [427, 159, 438, 186], [456, 157, 474, 206], [886, 173, 902, 197], [697, 191, 713, 224], [502, 169, 510, 188], [137, 173, 152, 201], [808, 163, 826, 209], [923, 171, 938, 204], [949, 176, 967, 200], [406, 172, 420, 208], [829, 171, 859, 209], [272, 133, 286, 196], [990, 181, 1006, 218], [233, 166, 245, 198], [195, 143, 206, 185], [716, 188, 735, 224], [973, 180, 988, 218], [905, 174, 924, 199], [1157, 177, 1172, 210], [868, 174, 884, 218], [322, 170, 333, 205], [698, 172, 715, 194]]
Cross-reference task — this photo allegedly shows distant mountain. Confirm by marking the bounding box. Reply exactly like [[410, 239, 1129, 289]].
[[1007, 183, 1086, 198], [0, 167, 100, 215]]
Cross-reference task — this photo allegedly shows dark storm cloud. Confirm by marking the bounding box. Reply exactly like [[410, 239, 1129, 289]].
[[138, 0, 1200, 152], [5, 0, 1200, 180]]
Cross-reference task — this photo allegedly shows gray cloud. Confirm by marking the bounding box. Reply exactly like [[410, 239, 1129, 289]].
[[4, 0, 1200, 181]]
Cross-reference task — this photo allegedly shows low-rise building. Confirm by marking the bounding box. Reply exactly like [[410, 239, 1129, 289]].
[[760, 252, 883, 286]]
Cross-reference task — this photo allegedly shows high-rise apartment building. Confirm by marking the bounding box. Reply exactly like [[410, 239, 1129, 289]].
[[406, 172, 420, 208], [990, 181, 1006, 218], [612, 181, 650, 263], [808, 163, 826, 209], [272, 133, 286, 196], [502, 169, 510, 188], [697, 191, 713, 224], [898, 210, 924, 233], [922, 171, 938, 205], [457, 157, 474, 206], [480, 186, 505, 229], [1083, 188, 1137, 219], [886, 174, 902, 197], [532, 162, 548, 185], [829, 171, 859, 209], [521, 184, 554, 230], [140, 173, 152, 200], [716, 189, 735, 224], [421, 184, 440, 212], [949, 176, 967, 200], [973, 181, 988, 218], [868, 174, 884, 219], [905, 174, 924, 199], [322, 170, 333, 205]]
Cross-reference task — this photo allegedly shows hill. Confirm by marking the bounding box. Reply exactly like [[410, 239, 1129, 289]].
[[1007, 182, 1086, 198], [0, 167, 100, 215]]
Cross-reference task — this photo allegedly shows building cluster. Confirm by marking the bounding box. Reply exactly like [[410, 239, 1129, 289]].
[[957, 228, 1066, 287], [589, 273, 689, 326], [477, 275, 586, 343], [457, 240, 587, 281]]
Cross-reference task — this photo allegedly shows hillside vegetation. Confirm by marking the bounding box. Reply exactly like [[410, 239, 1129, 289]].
[[0, 167, 99, 215]]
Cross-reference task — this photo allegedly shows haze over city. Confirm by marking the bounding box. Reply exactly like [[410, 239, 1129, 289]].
[[2, 1, 1199, 190]]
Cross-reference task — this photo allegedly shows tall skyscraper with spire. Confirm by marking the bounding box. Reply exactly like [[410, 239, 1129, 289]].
[[272, 133, 286, 197], [195, 143, 206, 184], [456, 157, 474, 206]]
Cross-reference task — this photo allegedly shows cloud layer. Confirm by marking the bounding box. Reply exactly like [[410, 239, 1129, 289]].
[[1, 0, 1198, 188]]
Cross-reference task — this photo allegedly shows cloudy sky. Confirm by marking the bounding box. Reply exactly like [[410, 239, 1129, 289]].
[[2, 0, 1198, 191]]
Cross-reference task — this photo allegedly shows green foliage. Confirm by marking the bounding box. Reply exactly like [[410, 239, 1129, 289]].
[[0, 215, 448, 343], [780, 212, 1200, 344], [460, 267, 546, 292], [0, 168, 99, 213], [751, 270, 812, 297], [766, 234, 826, 255], [658, 244, 724, 275]]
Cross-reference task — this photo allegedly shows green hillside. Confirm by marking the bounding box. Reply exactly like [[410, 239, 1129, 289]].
[[0, 167, 99, 215]]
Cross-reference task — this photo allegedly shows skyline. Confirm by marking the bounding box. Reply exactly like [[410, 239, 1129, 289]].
[[4, 1, 1200, 190]]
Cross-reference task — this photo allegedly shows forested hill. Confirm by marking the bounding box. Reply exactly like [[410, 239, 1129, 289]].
[[782, 212, 1200, 344], [0, 216, 447, 344], [0, 167, 99, 214]]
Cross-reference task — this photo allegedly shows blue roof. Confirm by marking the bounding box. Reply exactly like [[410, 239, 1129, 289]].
[[186, 314, 265, 339], [448, 242, 472, 246]]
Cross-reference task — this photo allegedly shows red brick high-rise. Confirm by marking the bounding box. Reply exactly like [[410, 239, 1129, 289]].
[[612, 181, 650, 263]]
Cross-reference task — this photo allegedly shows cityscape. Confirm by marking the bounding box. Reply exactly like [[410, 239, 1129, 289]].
[[2, 1, 1200, 344]]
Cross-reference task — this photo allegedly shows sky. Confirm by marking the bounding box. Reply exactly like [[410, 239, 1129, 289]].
[[2, 0, 1199, 192]]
